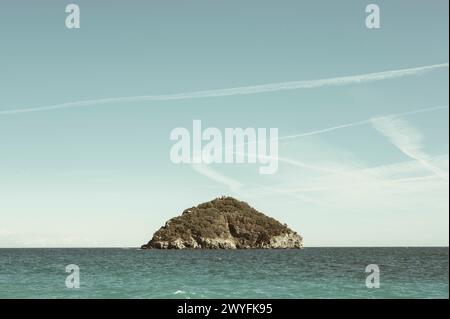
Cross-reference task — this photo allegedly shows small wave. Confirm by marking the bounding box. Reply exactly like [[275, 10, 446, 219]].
[[174, 290, 186, 295]]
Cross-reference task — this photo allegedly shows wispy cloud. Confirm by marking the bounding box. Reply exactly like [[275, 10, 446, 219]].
[[212, 105, 448, 156], [0, 229, 13, 236], [277, 105, 449, 142], [371, 117, 449, 181], [191, 164, 243, 193], [190, 106, 449, 204], [272, 156, 449, 196], [0, 63, 447, 115], [262, 155, 449, 212]]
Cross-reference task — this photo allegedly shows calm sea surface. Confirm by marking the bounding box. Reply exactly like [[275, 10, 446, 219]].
[[0, 247, 448, 299]]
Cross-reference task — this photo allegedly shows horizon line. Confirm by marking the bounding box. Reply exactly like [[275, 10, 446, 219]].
[[0, 246, 448, 249]]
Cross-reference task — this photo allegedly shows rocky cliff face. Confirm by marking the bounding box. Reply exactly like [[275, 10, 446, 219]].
[[141, 197, 303, 249]]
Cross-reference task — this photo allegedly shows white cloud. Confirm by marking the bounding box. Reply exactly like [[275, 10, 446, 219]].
[[371, 117, 449, 181], [0, 229, 13, 236]]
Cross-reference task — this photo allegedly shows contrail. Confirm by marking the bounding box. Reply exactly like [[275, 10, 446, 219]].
[[371, 116, 449, 181], [0, 63, 447, 115], [191, 163, 243, 193], [193, 105, 448, 188], [277, 105, 449, 142], [217, 105, 448, 153]]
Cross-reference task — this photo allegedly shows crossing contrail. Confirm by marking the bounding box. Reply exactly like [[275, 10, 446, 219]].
[[0, 63, 448, 115], [192, 105, 449, 191], [277, 105, 449, 142], [214, 105, 448, 153]]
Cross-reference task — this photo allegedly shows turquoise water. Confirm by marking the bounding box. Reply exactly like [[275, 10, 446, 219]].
[[0, 248, 448, 299]]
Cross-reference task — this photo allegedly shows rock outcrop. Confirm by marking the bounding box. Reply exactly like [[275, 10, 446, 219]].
[[141, 197, 303, 249]]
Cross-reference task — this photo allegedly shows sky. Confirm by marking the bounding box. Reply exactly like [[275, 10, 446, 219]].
[[0, 0, 448, 247]]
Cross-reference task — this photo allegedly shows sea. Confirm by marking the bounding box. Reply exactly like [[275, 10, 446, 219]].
[[0, 247, 448, 299]]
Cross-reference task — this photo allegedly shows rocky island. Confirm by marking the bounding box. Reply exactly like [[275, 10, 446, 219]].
[[141, 197, 303, 249]]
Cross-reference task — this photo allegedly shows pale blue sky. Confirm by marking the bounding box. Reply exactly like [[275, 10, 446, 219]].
[[0, 0, 448, 247]]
